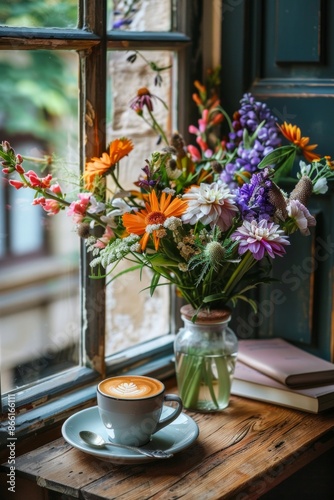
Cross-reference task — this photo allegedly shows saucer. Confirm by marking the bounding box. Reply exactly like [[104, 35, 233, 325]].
[[61, 405, 199, 464]]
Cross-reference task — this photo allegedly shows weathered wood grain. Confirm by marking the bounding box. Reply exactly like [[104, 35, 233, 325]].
[[3, 395, 334, 499]]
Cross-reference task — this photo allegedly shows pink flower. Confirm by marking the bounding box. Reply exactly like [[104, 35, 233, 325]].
[[32, 197, 46, 206], [42, 199, 61, 215], [67, 193, 92, 223], [94, 226, 114, 248], [49, 183, 62, 195], [196, 136, 209, 153], [187, 145, 202, 162], [287, 199, 316, 236], [15, 164, 25, 174], [32, 196, 61, 215], [26, 170, 52, 188], [231, 219, 290, 260], [9, 179, 25, 189]]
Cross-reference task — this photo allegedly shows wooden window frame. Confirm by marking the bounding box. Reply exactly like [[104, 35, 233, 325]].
[[0, 0, 204, 446]]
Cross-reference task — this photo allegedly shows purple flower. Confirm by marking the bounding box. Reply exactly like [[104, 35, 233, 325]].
[[220, 93, 281, 186], [231, 219, 290, 260], [236, 169, 275, 221]]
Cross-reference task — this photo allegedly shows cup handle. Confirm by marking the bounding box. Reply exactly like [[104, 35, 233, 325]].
[[155, 394, 183, 433]]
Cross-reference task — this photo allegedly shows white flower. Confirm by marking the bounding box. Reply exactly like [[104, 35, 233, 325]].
[[313, 177, 328, 194], [181, 181, 238, 230], [87, 195, 105, 214], [111, 198, 136, 215], [162, 187, 176, 196], [164, 216, 182, 230], [298, 160, 311, 177], [100, 198, 137, 227], [287, 199, 316, 235]]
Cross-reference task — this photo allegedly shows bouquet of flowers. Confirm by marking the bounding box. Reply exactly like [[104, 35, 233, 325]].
[[3, 73, 334, 411], [2, 78, 333, 320]]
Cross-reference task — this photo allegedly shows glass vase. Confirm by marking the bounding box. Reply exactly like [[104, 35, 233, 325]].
[[174, 304, 238, 412]]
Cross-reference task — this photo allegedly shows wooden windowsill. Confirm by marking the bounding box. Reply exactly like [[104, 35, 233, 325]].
[[1, 391, 334, 499]]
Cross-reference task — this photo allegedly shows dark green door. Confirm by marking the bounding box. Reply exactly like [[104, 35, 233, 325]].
[[221, 0, 334, 360]]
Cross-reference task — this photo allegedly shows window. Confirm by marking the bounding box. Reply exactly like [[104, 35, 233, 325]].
[[0, 0, 205, 441]]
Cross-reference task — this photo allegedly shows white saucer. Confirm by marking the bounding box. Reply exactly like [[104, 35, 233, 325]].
[[61, 405, 199, 464]]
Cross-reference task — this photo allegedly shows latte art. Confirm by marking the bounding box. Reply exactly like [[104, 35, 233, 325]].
[[112, 382, 143, 396], [99, 376, 164, 399]]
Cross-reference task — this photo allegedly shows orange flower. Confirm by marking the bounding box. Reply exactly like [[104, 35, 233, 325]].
[[278, 122, 320, 163], [83, 138, 133, 190], [122, 190, 188, 251]]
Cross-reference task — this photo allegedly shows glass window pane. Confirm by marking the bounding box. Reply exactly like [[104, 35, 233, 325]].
[[0, 49, 81, 392], [108, 0, 173, 31], [105, 49, 175, 355], [0, 0, 78, 28], [9, 186, 43, 255]]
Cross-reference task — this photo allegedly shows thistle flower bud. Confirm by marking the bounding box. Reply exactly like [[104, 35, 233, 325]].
[[205, 241, 225, 267], [289, 176, 313, 206], [268, 182, 288, 220], [77, 222, 91, 239]]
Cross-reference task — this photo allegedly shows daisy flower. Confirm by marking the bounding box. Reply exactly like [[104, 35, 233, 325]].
[[122, 190, 188, 250], [83, 138, 133, 190]]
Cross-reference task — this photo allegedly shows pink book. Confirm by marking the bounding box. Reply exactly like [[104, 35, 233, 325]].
[[232, 361, 334, 413], [237, 338, 334, 388]]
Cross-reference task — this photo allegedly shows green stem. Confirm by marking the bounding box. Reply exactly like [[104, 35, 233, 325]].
[[224, 251, 255, 296], [147, 109, 169, 145], [110, 167, 126, 192], [202, 358, 219, 408], [215, 357, 231, 403], [216, 105, 234, 132], [177, 353, 204, 408]]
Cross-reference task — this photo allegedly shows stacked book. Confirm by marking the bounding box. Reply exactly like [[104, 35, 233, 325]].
[[231, 338, 334, 413]]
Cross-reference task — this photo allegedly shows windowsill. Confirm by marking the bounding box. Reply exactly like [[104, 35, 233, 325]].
[[1, 392, 334, 499], [0, 336, 175, 456]]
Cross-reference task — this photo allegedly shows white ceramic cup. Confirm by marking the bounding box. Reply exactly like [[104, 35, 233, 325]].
[[97, 375, 183, 447]]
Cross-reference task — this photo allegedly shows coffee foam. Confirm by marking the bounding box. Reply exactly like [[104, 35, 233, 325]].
[[99, 376, 164, 399]]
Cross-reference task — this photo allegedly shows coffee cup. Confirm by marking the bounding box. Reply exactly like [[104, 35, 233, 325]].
[[97, 375, 183, 447]]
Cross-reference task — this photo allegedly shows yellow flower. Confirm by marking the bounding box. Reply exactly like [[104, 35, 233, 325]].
[[83, 138, 133, 190], [122, 190, 188, 251], [278, 122, 320, 163]]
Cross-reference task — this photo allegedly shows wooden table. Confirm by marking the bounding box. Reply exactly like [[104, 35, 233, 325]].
[[2, 394, 334, 499]]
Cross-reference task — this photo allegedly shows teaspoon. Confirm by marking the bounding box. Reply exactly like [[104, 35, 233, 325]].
[[79, 430, 173, 459]]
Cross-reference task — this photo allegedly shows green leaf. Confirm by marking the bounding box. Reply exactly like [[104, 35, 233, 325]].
[[230, 295, 258, 313], [149, 272, 161, 296], [258, 145, 296, 172]]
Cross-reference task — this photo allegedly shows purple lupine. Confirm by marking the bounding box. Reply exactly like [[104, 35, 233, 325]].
[[235, 169, 276, 222], [220, 93, 282, 187]]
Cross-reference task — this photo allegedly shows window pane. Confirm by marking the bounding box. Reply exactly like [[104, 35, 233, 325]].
[[108, 0, 173, 31], [105, 49, 175, 355], [0, 0, 78, 28], [0, 49, 80, 392]]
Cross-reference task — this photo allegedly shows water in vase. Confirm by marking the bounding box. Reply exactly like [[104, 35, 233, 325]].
[[175, 352, 237, 411]]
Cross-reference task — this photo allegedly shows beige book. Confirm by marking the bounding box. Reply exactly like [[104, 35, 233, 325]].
[[232, 361, 334, 413], [237, 338, 334, 388]]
